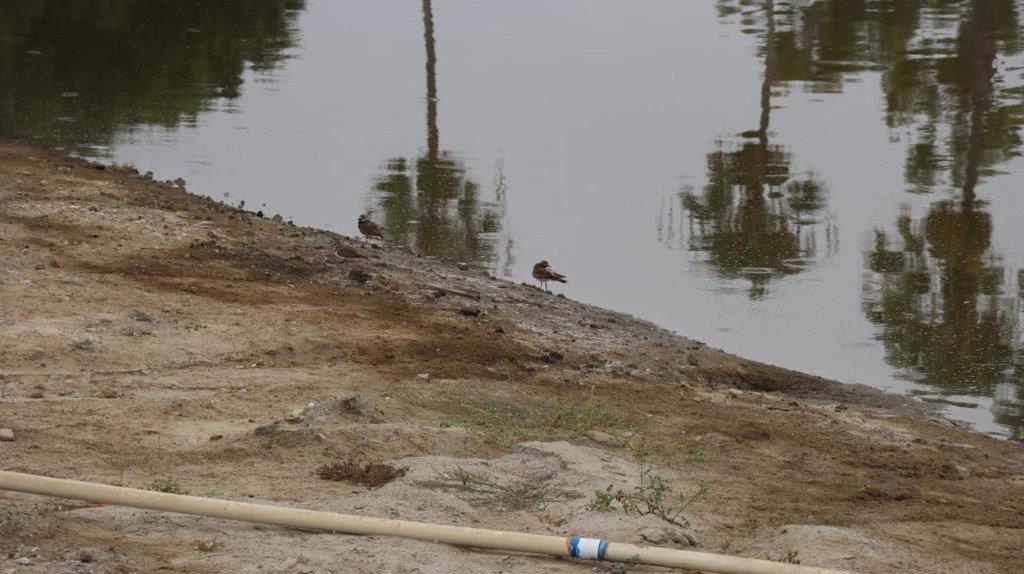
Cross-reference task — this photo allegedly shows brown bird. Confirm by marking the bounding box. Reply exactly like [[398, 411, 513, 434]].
[[532, 260, 568, 292], [357, 215, 383, 242]]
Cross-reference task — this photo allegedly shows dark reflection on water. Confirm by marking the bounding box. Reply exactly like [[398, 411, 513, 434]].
[[859, 0, 1024, 439], [672, 0, 834, 299], [664, 0, 1024, 434], [0, 0, 305, 155], [366, 0, 511, 268]]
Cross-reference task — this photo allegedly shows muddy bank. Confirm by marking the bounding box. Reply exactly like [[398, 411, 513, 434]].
[[1, 143, 1022, 573]]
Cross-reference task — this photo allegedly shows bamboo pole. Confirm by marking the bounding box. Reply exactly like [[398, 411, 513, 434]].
[[0, 471, 852, 574]]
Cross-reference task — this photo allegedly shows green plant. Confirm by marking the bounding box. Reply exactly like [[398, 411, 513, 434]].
[[149, 477, 187, 494], [587, 484, 615, 511], [459, 398, 616, 447], [587, 437, 707, 528]]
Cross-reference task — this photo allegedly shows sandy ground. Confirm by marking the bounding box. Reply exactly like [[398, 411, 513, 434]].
[[0, 142, 1022, 573]]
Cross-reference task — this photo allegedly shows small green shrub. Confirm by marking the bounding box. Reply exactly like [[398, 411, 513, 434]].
[[585, 437, 706, 528], [588, 485, 615, 511], [149, 477, 187, 494], [459, 398, 616, 447]]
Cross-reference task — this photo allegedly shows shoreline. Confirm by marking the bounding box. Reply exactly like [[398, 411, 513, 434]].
[[1, 142, 1022, 573]]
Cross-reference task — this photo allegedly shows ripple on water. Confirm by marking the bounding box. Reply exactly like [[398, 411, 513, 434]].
[[782, 257, 815, 270]]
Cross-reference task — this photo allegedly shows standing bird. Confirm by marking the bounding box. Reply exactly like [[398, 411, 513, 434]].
[[357, 215, 383, 242], [532, 260, 568, 292]]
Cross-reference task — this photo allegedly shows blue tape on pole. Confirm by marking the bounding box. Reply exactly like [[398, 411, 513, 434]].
[[569, 536, 608, 560]]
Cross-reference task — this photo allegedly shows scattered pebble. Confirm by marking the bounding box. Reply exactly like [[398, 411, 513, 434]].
[[131, 310, 154, 323], [540, 350, 565, 364], [586, 430, 620, 447], [0, 428, 14, 441], [639, 526, 668, 544], [348, 268, 371, 284], [414, 373, 431, 383], [344, 395, 380, 420], [727, 388, 743, 398]]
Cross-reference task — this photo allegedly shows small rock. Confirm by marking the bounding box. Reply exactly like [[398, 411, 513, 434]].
[[540, 350, 565, 364], [209, 434, 224, 441], [457, 262, 469, 270], [286, 408, 304, 422], [0, 428, 14, 441], [345, 395, 374, 416], [857, 486, 915, 501], [16, 557, 30, 566], [335, 244, 367, 259], [586, 430, 620, 446], [940, 462, 970, 480], [727, 388, 743, 398], [254, 422, 280, 436], [348, 268, 372, 284], [639, 527, 667, 545], [77, 548, 98, 563], [131, 310, 154, 323], [28, 391, 44, 399], [414, 373, 431, 383], [99, 388, 119, 399], [457, 307, 480, 317]]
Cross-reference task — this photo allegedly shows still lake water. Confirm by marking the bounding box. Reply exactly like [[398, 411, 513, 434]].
[[3, 0, 1023, 439]]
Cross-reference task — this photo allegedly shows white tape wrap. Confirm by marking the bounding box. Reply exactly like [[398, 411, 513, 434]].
[[574, 537, 603, 560]]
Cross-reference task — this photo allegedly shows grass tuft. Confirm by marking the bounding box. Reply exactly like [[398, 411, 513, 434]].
[[315, 461, 407, 488], [418, 464, 580, 510], [459, 398, 616, 447], [149, 477, 188, 494]]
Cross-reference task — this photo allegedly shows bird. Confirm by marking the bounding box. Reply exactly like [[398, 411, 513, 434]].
[[532, 260, 568, 292], [357, 215, 383, 242]]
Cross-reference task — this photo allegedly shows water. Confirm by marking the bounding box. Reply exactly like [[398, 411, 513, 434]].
[[2, 0, 1023, 439]]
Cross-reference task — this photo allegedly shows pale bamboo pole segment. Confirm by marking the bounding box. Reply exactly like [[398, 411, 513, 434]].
[[0, 471, 851, 574]]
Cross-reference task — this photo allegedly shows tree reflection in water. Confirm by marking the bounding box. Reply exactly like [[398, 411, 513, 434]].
[[0, 0, 306, 154], [670, 0, 834, 299], [366, 0, 511, 270], [694, 0, 1024, 434], [860, 0, 1023, 437]]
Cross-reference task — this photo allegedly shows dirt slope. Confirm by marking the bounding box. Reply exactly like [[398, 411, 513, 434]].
[[1, 143, 1022, 573]]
